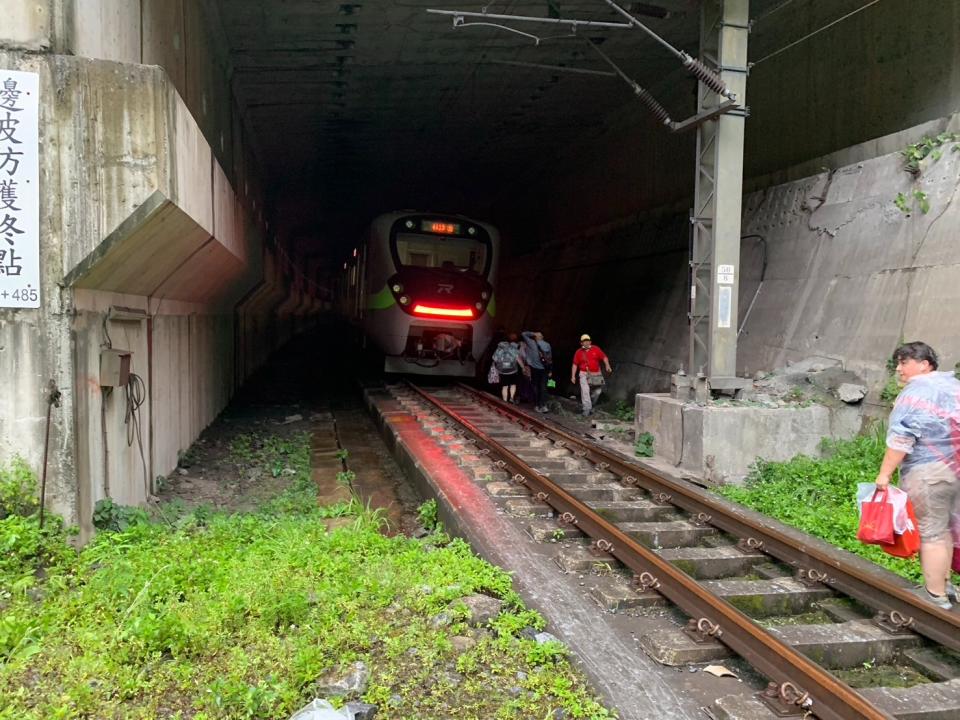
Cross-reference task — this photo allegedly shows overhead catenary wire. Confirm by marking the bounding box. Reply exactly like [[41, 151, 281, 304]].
[[598, 0, 733, 99], [585, 38, 673, 125], [752, 0, 883, 66]]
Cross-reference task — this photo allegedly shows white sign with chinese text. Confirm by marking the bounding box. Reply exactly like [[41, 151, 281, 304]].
[[0, 70, 40, 308], [716, 264, 735, 286]]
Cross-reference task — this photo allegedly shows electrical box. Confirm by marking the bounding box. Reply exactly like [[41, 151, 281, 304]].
[[100, 349, 132, 388]]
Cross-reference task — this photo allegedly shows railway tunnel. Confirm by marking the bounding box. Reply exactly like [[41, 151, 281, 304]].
[[2, 0, 960, 540]]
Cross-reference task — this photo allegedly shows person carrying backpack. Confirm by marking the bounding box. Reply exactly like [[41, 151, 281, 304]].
[[875, 341, 960, 610], [522, 330, 553, 413], [492, 338, 524, 404]]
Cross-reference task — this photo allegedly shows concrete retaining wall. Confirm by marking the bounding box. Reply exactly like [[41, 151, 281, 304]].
[[497, 112, 960, 414], [0, 3, 319, 539]]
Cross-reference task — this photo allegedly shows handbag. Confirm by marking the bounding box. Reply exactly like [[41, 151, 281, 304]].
[[881, 496, 920, 558], [487, 365, 500, 384], [586, 372, 604, 387], [857, 489, 895, 546]]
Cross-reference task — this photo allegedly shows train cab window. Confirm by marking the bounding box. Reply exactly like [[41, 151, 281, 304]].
[[395, 233, 488, 274]]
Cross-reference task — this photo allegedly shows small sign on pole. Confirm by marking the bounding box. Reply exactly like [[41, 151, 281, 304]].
[[0, 69, 40, 309]]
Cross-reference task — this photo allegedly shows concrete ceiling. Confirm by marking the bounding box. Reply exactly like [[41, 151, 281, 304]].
[[215, 0, 789, 241]]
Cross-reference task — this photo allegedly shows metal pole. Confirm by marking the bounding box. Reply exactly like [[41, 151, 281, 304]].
[[39, 380, 61, 529], [689, 0, 750, 392]]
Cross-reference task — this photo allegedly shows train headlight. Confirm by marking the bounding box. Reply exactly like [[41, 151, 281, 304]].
[[467, 226, 476, 236], [392, 283, 403, 293], [399, 295, 410, 305], [475, 302, 483, 310], [405, 220, 414, 229], [481, 291, 489, 300]]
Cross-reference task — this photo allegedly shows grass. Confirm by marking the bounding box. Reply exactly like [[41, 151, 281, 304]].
[[0, 441, 614, 720], [715, 425, 957, 586]]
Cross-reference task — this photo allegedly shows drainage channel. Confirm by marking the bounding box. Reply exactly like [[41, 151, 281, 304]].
[[396, 382, 960, 720]]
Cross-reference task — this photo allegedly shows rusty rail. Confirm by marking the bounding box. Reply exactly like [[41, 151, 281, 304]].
[[452, 383, 960, 655], [408, 383, 895, 720]]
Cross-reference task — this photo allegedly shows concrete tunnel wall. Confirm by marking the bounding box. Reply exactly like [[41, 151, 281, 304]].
[[493, 0, 960, 408], [0, 1, 320, 539]]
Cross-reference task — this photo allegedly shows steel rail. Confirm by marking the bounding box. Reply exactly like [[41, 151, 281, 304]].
[[408, 383, 894, 720], [454, 383, 960, 654]]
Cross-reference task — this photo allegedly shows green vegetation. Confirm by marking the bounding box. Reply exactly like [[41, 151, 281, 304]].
[[417, 498, 439, 531], [0, 456, 39, 519], [895, 132, 959, 216], [634, 432, 655, 458], [0, 440, 613, 720], [900, 132, 960, 176], [612, 401, 635, 423], [715, 426, 958, 586], [894, 189, 930, 215]]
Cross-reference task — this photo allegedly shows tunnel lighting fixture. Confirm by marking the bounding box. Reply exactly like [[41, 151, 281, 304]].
[[412, 304, 474, 319], [353, 248, 358, 257]]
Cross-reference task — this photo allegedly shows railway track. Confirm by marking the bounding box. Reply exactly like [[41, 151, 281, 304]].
[[391, 382, 960, 720]]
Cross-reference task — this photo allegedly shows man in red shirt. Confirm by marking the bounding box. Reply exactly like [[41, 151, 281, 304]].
[[570, 334, 612, 416]]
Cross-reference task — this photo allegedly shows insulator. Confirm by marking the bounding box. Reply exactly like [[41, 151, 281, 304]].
[[681, 53, 732, 98], [633, 84, 671, 125]]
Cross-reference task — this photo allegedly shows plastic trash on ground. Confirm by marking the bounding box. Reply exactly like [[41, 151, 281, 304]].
[[289, 699, 348, 720]]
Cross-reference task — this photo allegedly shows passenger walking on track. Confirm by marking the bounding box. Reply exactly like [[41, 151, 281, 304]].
[[875, 341, 960, 611], [492, 337, 525, 404], [522, 330, 553, 413], [570, 334, 612, 417]]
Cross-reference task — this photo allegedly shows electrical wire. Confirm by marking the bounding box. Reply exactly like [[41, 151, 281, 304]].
[[752, 0, 883, 66], [125, 373, 150, 497]]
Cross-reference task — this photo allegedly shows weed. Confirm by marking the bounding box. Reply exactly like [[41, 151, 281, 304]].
[[900, 132, 960, 175], [417, 499, 440, 531], [894, 133, 959, 216], [92, 498, 150, 532], [335, 448, 349, 461], [880, 376, 901, 405], [0, 457, 39, 518], [785, 387, 806, 403], [715, 424, 958, 586], [0, 430, 614, 719], [612, 400, 635, 423], [634, 432, 654, 458]]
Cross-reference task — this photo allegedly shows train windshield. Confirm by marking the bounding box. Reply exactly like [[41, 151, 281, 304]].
[[394, 233, 488, 275]]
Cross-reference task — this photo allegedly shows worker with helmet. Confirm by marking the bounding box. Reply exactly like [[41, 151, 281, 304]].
[[571, 334, 612, 416]]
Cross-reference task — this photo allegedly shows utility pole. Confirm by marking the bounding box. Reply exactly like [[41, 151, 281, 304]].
[[688, 0, 750, 394]]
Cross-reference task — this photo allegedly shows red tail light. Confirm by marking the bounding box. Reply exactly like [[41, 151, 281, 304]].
[[412, 304, 475, 319]]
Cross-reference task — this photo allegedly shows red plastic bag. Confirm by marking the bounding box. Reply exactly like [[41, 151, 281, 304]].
[[881, 497, 920, 558], [857, 489, 895, 546]]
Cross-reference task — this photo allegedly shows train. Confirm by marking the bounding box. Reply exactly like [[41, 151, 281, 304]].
[[342, 211, 500, 376]]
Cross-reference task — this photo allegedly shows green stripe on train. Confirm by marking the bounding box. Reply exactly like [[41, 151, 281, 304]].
[[367, 285, 396, 310], [487, 293, 496, 318]]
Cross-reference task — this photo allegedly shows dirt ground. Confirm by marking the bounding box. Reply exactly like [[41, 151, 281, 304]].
[[155, 334, 422, 533]]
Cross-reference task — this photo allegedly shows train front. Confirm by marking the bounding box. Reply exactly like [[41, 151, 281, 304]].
[[365, 213, 499, 377]]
